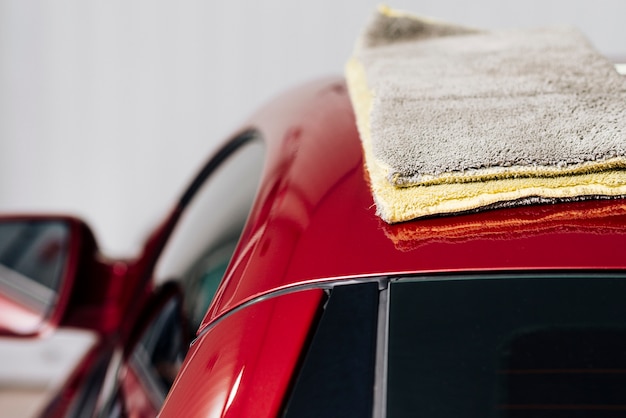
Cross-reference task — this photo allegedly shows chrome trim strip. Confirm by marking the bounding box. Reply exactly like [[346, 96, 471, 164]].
[[195, 272, 626, 345], [193, 276, 389, 344], [195, 272, 626, 344], [373, 285, 389, 418]]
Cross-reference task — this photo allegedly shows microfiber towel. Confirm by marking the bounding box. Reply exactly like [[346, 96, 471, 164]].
[[346, 6, 626, 223]]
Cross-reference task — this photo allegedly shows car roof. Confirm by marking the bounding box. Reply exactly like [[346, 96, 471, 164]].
[[202, 76, 626, 325]]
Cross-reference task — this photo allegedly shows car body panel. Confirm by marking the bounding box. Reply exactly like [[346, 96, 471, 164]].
[[201, 77, 626, 330], [159, 288, 324, 418]]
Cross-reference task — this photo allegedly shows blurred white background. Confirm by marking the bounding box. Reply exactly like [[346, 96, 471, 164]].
[[1, 0, 625, 258]]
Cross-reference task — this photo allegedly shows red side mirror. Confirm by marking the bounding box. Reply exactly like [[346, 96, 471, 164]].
[[0, 216, 87, 337]]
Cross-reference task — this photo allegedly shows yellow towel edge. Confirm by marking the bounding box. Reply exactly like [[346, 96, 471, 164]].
[[374, 172, 626, 223]]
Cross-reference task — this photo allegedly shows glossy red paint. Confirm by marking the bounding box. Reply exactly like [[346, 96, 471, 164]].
[[200, 77, 626, 329], [159, 289, 324, 418]]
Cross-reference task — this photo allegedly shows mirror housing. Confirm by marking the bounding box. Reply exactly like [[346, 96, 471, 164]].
[[0, 216, 90, 337]]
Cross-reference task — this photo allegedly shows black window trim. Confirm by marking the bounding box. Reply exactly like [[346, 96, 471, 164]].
[[178, 129, 262, 208]]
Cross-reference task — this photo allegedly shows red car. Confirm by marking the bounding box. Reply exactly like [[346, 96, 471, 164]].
[[2, 76, 626, 418]]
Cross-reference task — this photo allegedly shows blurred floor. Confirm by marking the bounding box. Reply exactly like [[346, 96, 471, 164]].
[[0, 388, 50, 418], [0, 329, 96, 417]]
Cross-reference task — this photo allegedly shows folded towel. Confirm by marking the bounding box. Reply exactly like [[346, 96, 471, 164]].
[[346, 6, 626, 223]]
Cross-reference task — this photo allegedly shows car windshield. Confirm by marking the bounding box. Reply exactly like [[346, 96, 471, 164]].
[[387, 276, 626, 418]]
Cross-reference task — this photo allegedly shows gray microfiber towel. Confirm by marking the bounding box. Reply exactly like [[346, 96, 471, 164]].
[[345, 6, 626, 223], [355, 7, 626, 186]]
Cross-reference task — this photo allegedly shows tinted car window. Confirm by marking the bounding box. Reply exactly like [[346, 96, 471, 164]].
[[284, 283, 379, 418], [183, 240, 237, 331], [154, 132, 265, 334], [387, 276, 626, 418], [129, 297, 185, 407]]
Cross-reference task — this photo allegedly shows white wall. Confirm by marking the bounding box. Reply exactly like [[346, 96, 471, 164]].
[[1, 0, 625, 257]]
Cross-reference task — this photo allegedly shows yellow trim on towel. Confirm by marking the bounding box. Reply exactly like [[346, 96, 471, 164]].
[[375, 169, 626, 223]]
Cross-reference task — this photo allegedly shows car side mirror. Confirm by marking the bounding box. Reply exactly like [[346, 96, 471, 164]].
[[0, 216, 86, 337]]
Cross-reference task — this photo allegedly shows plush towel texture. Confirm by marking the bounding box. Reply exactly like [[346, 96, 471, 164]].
[[383, 199, 626, 252], [346, 6, 626, 223]]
